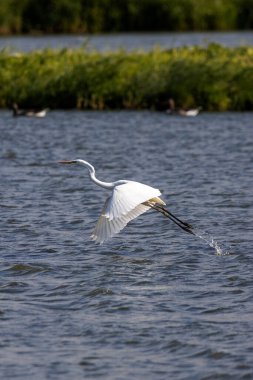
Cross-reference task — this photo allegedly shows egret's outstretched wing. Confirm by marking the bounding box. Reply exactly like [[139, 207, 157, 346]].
[[105, 181, 163, 220], [91, 202, 150, 244], [91, 181, 165, 244]]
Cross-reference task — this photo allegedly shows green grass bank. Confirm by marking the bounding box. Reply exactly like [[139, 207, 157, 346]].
[[1, 44, 253, 111]]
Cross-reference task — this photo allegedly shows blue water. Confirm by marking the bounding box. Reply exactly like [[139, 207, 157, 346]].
[[1, 31, 253, 52], [0, 110, 253, 379]]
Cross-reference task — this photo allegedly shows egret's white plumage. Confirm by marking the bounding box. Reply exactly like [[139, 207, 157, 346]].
[[91, 181, 165, 243], [104, 181, 164, 220], [59, 159, 194, 243]]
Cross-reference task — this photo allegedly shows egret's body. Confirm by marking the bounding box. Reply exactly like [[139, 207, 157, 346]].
[[59, 159, 194, 243]]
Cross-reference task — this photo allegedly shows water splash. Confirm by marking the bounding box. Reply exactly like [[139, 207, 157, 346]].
[[191, 227, 231, 255]]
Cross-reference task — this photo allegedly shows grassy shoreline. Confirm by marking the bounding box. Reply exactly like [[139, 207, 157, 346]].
[[1, 44, 253, 111]]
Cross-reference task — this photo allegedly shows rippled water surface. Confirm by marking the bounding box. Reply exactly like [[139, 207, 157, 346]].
[[1, 31, 253, 52], [1, 110, 253, 379]]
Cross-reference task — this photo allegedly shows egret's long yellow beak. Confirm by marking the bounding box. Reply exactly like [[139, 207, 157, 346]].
[[58, 160, 77, 164]]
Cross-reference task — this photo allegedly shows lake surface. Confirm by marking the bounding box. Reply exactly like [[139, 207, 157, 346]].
[[1, 31, 253, 52], [0, 110, 253, 379]]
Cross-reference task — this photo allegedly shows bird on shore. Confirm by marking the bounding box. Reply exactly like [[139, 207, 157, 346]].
[[166, 98, 201, 117], [59, 159, 195, 244], [12, 103, 48, 117]]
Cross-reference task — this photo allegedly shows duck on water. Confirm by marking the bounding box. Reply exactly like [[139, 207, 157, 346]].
[[12, 103, 48, 117], [166, 99, 201, 117]]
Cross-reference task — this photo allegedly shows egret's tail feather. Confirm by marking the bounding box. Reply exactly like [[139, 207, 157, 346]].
[[145, 202, 195, 235]]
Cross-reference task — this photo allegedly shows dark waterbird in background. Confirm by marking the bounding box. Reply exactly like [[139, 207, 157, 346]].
[[166, 98, 201, 117], [59, 159, 195, 244], [12, 103, 48, 117]]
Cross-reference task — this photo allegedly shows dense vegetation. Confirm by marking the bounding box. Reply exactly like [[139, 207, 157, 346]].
[[1, 44, 253, 111], [1, 0, 253, 34]]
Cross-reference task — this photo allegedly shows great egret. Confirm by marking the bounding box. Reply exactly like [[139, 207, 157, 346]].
[[59, 159, 195, 244]]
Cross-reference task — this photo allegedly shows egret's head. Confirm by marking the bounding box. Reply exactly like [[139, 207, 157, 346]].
[[59, 160, 77, 165], [59, 159, 95, 174]]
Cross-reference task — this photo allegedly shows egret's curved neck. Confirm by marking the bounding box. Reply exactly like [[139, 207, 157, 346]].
[[76, 159, 114, 189]]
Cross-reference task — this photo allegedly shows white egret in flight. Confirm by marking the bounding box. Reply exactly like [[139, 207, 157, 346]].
[[59, 159, 195, 244]]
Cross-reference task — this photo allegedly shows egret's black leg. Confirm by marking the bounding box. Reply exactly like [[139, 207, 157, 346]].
[[145, 202, 195, 235]]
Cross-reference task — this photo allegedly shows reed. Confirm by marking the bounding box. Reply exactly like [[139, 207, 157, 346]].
[[1, 44, 253, 111], [0, 0, 253, 34]]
